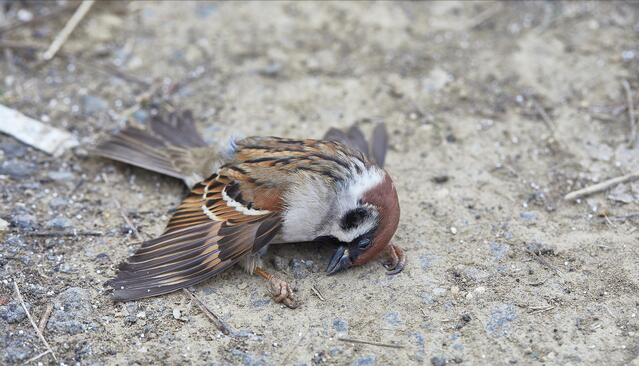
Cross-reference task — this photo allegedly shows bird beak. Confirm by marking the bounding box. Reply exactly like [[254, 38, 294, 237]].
[[326, 246, 353, 275]]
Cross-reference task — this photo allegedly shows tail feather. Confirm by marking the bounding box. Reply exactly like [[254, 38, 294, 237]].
[[92, 110, 213, 186], [323, 122, 389, 167]]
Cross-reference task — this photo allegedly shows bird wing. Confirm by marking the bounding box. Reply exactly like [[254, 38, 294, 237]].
[[107, 173, 281, 301]]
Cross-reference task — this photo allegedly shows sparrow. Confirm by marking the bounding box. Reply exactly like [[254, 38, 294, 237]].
[[93, 110, 405, 308]]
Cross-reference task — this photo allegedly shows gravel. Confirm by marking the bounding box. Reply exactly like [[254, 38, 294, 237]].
[[48, 287, 97, 335], [485, 304, 518, 337], [332, 318, 348, 333], [0, 160, 36, 178], [431, 356, 448, 366], [46, 216, 73, 230], [3, 336, 34, 364], [351, 355, 376, 366], [10, 213, 36, 230], [0, 301, 28, 324], [82, 95, 109, 114]]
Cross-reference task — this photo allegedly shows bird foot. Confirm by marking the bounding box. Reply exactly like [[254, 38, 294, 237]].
[[267, 277, 298, 309], [383, 243, 406, 275]]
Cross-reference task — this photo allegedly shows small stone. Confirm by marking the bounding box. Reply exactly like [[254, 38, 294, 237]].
[[450, 227, 457, 235], [250, 291, 270, 308], [0, 160, 36, 178], [333, 318, 348, 333], [3, 338, 33, 364], [431, 356, 447, 366], [82, 95, 108, 114], [289, 258, 312, 279], [519, 211, 538, 221], [0, 142, 27, 158], [490, 242, 509, 260], [195, 3, 217, 18], [48, 287, 96, 335], [450, 286, 460, 295], [95, 253, 111, 264], [259, 63, 282, 78], [172, 308, 181, 320], [11, 214, 36, 230], [485, 304, 517, 337], [271, 255, 287, 271], [432, 175, 449, 184], [0, 218, 8, 232], [384, 311, 402, 326], [47, 216, 72, 230], [352, 354, 376, 366], [132, 109, 149, 123], [526, 241, 555, 256], [433, 287, 447, 296], [47, 170, 75, 181], [49, 197, 68, 209], [0, 301, 28, 323]]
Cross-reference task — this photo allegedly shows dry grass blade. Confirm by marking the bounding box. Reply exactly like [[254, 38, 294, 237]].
[[13, 281, 57, 362], [183, 289, 231, 335], [25, 350, 52, 364], [42, 0, 95, 60], [0, 2, 77, 34], [622, 80, 637, 148], [311, 285, 326, 301], [38, 304, 54, 334], [564, 172, 639, 201], [337, 337, 404, 349], [26, 231, 103, 237]]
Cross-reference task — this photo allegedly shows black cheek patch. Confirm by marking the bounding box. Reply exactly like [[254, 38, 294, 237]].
[[340, 207, 369, 230]]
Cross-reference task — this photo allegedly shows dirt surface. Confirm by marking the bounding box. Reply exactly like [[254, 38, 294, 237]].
[[1, 1, 639, 365]]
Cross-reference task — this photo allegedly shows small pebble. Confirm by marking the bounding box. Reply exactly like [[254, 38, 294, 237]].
[[47, 216, 72, 230], [0, 301, 28, 324], [431, 355, 447, 366]]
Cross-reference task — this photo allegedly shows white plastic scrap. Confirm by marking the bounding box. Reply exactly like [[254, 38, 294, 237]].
[[0, 103, 79, 157]]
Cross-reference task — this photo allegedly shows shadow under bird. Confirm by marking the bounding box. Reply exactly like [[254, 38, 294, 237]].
[[93, 111, 405, 308]]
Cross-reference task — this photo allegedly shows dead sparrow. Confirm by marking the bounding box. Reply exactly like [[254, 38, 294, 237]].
[[94, 111, 405, 308]]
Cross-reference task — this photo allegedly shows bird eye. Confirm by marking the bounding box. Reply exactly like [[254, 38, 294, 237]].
[[358, 238, 371, 250]]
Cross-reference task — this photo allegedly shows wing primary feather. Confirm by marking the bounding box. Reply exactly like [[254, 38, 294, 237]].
[[107, 174, 282, 301]]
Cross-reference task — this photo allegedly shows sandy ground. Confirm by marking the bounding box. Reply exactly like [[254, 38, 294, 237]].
[[1, 1, 639, 365]]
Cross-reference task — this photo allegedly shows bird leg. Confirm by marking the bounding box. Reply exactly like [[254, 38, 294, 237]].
[[254, 267, 298, 309], [383, 244, 406, 275]]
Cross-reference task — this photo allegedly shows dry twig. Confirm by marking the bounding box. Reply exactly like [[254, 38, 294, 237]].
[[564, 172, 639, 201], [183, 289, 231, 335], [310, 285, 326, 301], [337, 337, 404, 349], [622, 80, 637, 148], [26, 231, 103, 237], [0, 3, 76, 34], [13, 281, 57, 362], [42, 0, 95, 61], [25, 350, 52, 364], [37, 304, 54, 334]]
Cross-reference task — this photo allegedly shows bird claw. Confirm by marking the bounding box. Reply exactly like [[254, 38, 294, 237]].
[[383, 244, 406, 275], [268, 277, 299, 309]]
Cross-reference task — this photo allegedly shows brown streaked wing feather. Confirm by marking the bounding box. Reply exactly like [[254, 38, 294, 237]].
[[107, 174, 281, 301]]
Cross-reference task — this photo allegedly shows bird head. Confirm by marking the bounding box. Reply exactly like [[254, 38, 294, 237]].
[[325, 171, 400, 275]]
